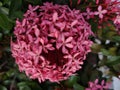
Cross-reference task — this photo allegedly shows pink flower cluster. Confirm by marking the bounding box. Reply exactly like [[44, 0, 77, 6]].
[[81, 0, 120, 34], [82, 0, 120, 20], [86, 79, 109, 90], [11, 3, 93, 82]]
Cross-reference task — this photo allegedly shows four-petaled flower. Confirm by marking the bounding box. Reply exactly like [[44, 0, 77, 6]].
[[94, 5, 107, 19], [82, 8, 94, 19], [57, 36, 73, 53]]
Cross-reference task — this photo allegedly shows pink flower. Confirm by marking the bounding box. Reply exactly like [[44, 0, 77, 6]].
[[82, 8, 94, 19], [11, 3, 93, 83], [96, 0, 99, 4], [56, 35, 73, 54], [114, 15, 120, 35], [94, 5, 107, 19], [86, 79, 109, 90], [114, 15, 120, 24]]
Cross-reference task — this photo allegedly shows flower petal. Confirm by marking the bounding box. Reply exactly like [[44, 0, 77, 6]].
[[53, 12, 58, 22], [65, 37, 73, 43]]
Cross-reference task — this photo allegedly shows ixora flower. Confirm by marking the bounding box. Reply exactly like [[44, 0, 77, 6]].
[[86, 79, 109, 90], [11, 2, 93, 82], [114, 15, 120, 34], [94, 5, 107, 19]]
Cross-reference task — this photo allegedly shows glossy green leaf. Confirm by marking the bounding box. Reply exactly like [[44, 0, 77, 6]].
[[65, 75, 79, 87], [73, 83, 85, 90], [0, 7, 9, 15], [101, 49, 110, 56], [106, 56, 120, 65], [112, 36, 120, 42], [0, 13, 13, 31]]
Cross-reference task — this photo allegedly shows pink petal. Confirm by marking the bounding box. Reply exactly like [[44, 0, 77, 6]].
[[62, 46, 68, 53], [38, 46, 42, 54], [89, 82, 94, 87], [71, 20, 78, 27], [40, 38, 44, 45], [22, 19, 26, 26], [34, 56, 39, 65], [94, 12, 99, 15], [102, 10, 107, 14], [61, 34, 65, 42], [66, 43, 73, 48], [55, 22, 66, 31], [95, 79, 99, 84], [74, 52, 80, 57], [45, 44, 55, 50], [64, 54, 72, 59], [99, 13, 103, 19], [98, 5, 102, 11], [53, 12, 58, 22], [96, 0, 99, 4], [28, 34, 33, 42], [35, 27, 40, 37], [101, 80, 105, 85], [56, 43, 62, 49], [28, 51, 35, 56], [40, 55, 45, 61], [65, 37, 73, 43]]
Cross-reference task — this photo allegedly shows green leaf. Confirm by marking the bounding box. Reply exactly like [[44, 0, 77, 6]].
[[26, 0, 42, 5], [17, 82, 27, 87], [101, 49, 110, 56], [112, 36, 120, 42], [19, 86, 31, 90], [0, 13, 13, 31], [113, 63, 120, 73], [9, 0, 23, 19], [0, 2, 2, 6], [0, 85, 7, 90], [3, 0, 11, 6], [106, 56, 120, 65], [65, 75, 79, 87], [91, 43, 102, 53], [17, 82, 42, 90], [0, 7, 9, 15], [3, 80, 12, 86], [27, 82, 42, 90], [18, 82, 31, 90], [73, 83, 85, 90]]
